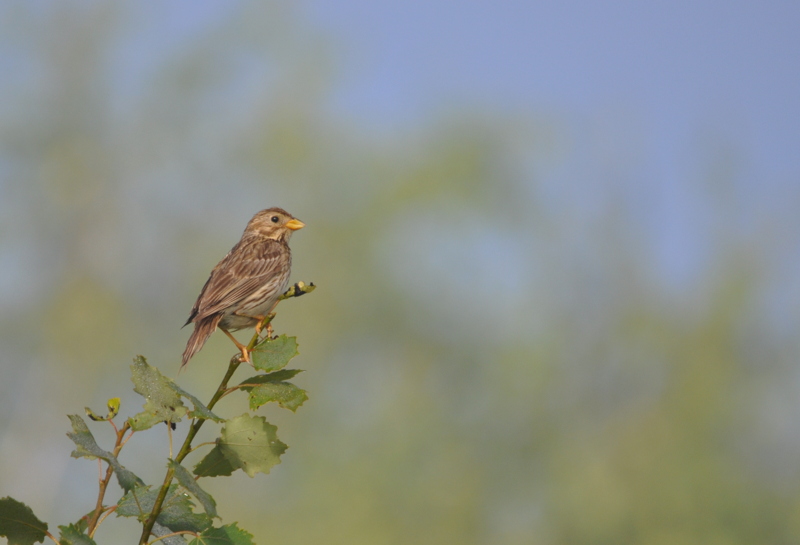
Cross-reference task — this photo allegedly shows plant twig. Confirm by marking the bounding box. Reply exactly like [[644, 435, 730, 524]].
[[87, 421, 130, 537], [138, 282, 314, 544], [94, 505, 117, 531], [138, 313, 275, 544], [146, 529, 197, 545]]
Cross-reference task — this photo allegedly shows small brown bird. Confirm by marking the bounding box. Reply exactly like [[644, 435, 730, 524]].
[[182, 208, 305, 368]]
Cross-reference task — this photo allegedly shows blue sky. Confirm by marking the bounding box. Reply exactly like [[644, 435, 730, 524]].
[[281, 0, 800, 294], [104, 0, 800, 183], [301, 0, 799, 179]]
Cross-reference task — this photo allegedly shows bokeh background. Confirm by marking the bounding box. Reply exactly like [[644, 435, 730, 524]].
[[2, 1, 800, 543]]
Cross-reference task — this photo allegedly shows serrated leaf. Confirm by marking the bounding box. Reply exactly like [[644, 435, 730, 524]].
[[66, 415, 143, 492], [170, 384, 223, 422], [117, 485, 211, 533], [0, 497, 48, 545], [70, 513, 90, 535], [220, 414, 287, 478], [193, 415, 287, 478], [57, 523, 97, 545], [238, 369, 303, 384], [153, 493, 211, 534], [248, 382, 308, 412], [66, 415, 101, 460], [251, 335, 298, 372], [188, 523, 255, 545], [115, 485, 155, 520], [127, 411, 165, 431], [129, 356, 188, 430], [169, 460, 218, 518], [238, 370, 307, 411], [193, 444, 236, 478], [152, 522, 188, 545]]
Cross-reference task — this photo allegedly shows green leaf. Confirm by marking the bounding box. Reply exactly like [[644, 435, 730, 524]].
[[238, 370, 307, 411], [68, 514, 90, 535], [57, 524, 97, 545], [117, 485, 211, 533], [0, 497, 48, 545], [127, 411, 164, 432], [249, 382, 307, 412], [188, 523, 255, 545], [66, 415, 143, 492], [170, 384, 223, 422], [239, 369, 303, 384], [153, 492, 212, 534], [151, 522, 188, 545], [192, 444, 235, 478], [251, 335, 298, 372], [115, 485, 154, 520], [169, 460, 218, 518], [194, 414, 287, 478], [219, 414, 287, 477], [129, 356, 189, 431]]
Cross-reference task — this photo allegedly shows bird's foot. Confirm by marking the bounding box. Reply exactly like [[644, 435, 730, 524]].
[[255, 313, 277, 340], [221, 327, 251, 363], [250, 315, 267, 335]]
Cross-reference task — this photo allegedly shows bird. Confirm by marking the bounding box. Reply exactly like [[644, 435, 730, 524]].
[[182, 208, 305, 368]]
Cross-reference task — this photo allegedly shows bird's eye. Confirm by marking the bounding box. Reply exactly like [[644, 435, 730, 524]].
[[271, 216, 280, 223]]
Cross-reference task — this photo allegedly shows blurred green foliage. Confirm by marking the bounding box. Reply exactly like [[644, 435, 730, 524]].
[[0, 2, 799, 545]]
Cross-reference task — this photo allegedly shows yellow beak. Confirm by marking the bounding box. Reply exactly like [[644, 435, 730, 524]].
[[285, 219, 305, 231]]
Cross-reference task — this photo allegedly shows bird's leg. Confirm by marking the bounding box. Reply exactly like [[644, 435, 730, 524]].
[[263, 312, 277, 338], [255, 317, 268, 337], [220, 327, 250, 363], [233, 310, 279, 339], [233, 311, 266, 334]]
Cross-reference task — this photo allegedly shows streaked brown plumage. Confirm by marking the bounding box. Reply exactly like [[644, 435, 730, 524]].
[[182, 208, 304, 368]]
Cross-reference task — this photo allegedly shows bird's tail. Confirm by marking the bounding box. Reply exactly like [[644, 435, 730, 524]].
[[181, 314, 223, 369]]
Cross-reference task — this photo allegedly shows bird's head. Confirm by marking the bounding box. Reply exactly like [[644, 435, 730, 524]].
[[245, 207, 305, 242]]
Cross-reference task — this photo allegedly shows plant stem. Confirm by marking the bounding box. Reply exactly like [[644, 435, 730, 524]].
[[137, 283, 313, 544], [138, 316, 273, 545], [87, 421, 130, 536]]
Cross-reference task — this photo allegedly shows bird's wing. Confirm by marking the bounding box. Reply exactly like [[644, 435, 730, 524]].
[[188, 238, 288, 323]]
